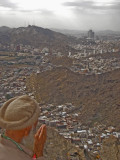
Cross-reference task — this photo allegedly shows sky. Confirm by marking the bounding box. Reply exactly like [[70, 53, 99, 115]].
[[0, 0, 120, 31]]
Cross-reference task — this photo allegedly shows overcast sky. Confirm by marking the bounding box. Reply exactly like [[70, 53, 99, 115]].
[[0, 0, 120, 31]]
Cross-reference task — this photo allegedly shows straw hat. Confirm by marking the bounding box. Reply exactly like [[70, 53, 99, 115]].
[[0, 95, 40, 130]]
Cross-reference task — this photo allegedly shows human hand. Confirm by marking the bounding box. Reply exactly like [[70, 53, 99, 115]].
[[33, 124, 47, 157]]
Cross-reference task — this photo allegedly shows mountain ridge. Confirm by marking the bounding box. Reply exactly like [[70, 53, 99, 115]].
[[0, 25, 75, 46]]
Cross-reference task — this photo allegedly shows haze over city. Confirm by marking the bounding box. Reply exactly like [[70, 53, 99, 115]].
[[0, 0, 120, 31]]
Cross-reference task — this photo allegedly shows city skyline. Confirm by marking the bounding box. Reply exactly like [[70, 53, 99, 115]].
[[0, 0, 120, 31]]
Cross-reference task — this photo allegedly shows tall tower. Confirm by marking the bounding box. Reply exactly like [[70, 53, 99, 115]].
[[88, 30, 94, 40]]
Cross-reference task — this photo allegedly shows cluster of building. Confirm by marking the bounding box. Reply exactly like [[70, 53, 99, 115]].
[[71, 54, 120, 74], [0, 29, 120, 58], [70, 39, 120, 57], [0, 66, 34, 106], [0, 43, 48, 54], [0, 52, 58, 107], [0, 43, 66, 56], [1, 45, 120, 77], [39, 103, 120, 155]]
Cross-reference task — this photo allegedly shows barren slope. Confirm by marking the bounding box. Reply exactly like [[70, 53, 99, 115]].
[[26, 67, 120, 129]]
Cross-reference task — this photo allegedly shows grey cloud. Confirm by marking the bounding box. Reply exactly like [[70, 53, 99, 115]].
[[63, 0, 120, 12], [40, 9, 54, 16], [22, 9, 55, 16], [18, 10, 34, 13], [63, 0, 94, 8], [62, 0, 120, 31], [14, 9, 54, 16], [110, 1, 120, 10], [0, 0, 18, 9]]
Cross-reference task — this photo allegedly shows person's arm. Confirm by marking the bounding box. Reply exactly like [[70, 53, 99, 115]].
[[33, 125, 47, 159]]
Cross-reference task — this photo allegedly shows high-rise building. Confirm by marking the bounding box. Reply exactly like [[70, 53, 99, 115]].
[[88, 30, 94, 39]]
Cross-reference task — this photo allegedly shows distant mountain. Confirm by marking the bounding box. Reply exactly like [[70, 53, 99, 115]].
[[96, 30, 120, 36], [51, 28, 120, 38], [0, 25, 76, 50], [0, 26, 11, 32], [51, 28, 87, 35]]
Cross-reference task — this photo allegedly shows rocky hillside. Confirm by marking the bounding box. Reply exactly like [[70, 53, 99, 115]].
[[43, 126, 85, 160], [26, 67, 120, 129]]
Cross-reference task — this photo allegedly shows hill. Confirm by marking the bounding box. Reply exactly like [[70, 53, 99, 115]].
[[0, 26, 11, 32], [26, 67, 120, 129], [0, 25, 76, 53], [43, 126, 85, 160]]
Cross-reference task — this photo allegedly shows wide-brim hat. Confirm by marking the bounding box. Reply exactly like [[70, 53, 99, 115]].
[[0, 95, 40, 130]]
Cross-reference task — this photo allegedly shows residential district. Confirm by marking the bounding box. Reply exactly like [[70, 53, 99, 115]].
[[0, 32, 120, 159]]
